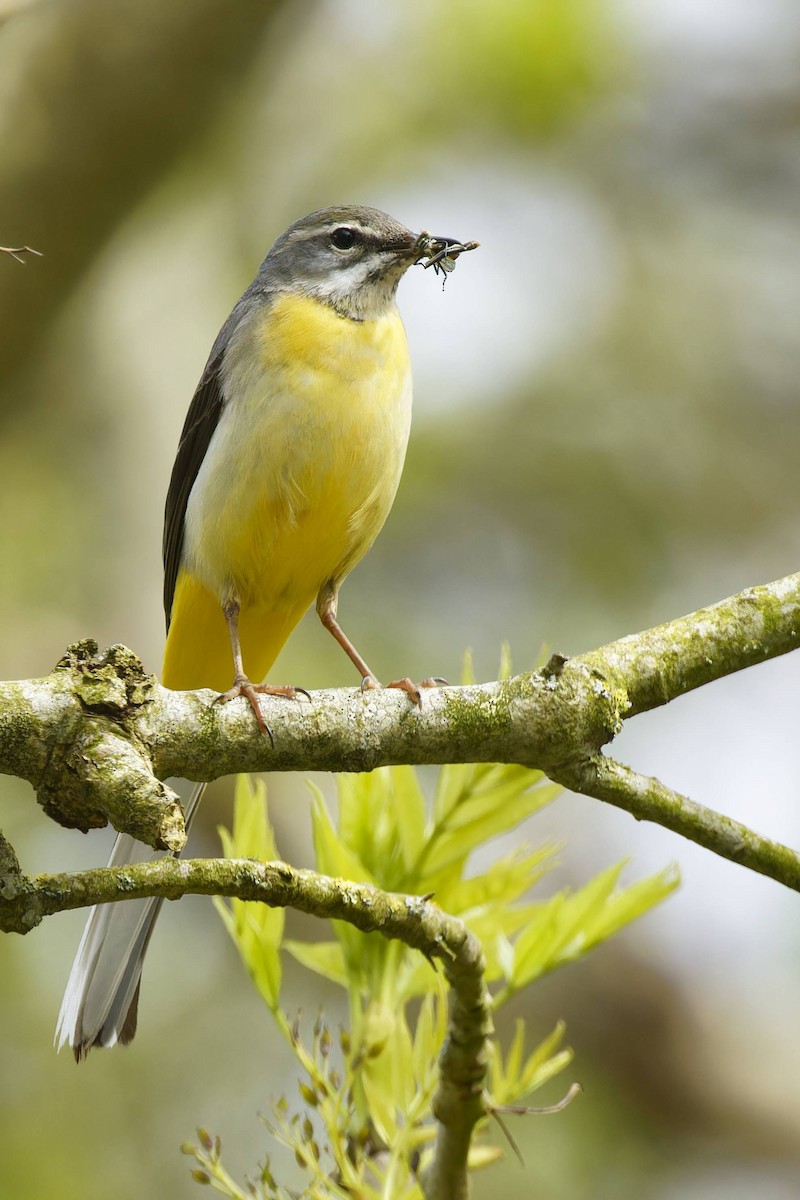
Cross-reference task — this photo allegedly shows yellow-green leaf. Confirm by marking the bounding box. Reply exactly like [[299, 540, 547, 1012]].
[[283, 940, 348, 987], [310, 785, 374, 884]]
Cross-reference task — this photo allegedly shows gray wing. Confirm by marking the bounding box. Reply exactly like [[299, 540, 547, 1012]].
[[162, 288, 263, 629], [162, 348, 226, 629]]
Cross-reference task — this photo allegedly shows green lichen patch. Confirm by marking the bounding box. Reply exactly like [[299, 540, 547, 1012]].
[[53, 640, 157, 714]]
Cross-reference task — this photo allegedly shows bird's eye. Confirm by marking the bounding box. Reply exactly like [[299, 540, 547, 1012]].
[[330, 227, 357, 251]]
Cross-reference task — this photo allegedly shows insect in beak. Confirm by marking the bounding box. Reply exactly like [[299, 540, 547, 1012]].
[[414, 232, 479, 285]]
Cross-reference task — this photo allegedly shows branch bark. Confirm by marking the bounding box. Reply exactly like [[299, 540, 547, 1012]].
[[1, 573, 799, 889], [0, 855, 490, 1200], [2, 572, 800, 1197]]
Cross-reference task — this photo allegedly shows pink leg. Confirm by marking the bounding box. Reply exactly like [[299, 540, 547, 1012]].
[[215, 598, 309, 738]]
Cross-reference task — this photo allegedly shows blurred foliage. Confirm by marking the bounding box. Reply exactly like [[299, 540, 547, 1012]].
[[194, 769, 675, 1197], [3, 0, 800, 1197], [428, 0, 629, 136], [0, 0, 285, 389]]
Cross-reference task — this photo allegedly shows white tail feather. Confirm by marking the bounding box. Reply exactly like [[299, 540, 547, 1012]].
[[55, 778, 205, 1059]]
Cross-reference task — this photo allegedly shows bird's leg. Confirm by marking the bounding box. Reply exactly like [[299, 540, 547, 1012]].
[[316, 585, 445, 707], [215, 597, 309, 739]]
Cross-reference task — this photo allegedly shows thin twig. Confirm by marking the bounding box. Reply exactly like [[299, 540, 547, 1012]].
[[1, 245, 42, 263]]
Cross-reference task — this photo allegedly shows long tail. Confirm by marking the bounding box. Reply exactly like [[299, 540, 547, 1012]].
[[55, 778, 205, 1061]]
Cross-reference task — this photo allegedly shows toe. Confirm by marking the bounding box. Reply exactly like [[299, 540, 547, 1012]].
[[386, 677, 423, 706], [214, 681, 274, 742], [252, 683, 312, 702]]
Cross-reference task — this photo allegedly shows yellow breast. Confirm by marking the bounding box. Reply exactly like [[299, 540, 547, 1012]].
[[182, 291, 413, 612]]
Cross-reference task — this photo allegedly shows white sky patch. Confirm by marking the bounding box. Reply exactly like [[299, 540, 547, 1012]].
[[616, 0, 799, 55], [382, 161, 624, 418]]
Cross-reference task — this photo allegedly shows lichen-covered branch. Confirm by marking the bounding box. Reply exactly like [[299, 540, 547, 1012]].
[[556, 756, 800, 891], [0, 829, 22, 899], [0, 855, 491, 1200], [0, 645, 186, 851], [579, 572, 800, 717], [2, 574, 800, 1197], [1, 572, 799, 890], [423, 918, 492, 1200]]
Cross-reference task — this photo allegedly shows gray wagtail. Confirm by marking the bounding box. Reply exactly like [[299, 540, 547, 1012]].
[[56, 206, 476, 1057]]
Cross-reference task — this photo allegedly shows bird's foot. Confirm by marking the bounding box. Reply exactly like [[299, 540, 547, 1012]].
[[215, 676, 311, 742], [360, 675, 448, 707]]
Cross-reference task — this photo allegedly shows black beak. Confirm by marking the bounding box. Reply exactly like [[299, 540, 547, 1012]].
[[413, 232, 462, 257], [428, 235, 462, 251]]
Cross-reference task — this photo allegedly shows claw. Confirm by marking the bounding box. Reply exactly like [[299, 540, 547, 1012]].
[[359, 675, 447, 707], [214, 677, 310, 742]]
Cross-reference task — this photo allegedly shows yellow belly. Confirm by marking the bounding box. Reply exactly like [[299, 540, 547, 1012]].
[[163, 292, 412, 692]]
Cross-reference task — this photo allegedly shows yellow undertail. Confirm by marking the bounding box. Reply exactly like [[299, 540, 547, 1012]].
[[162, 568, 308, 693]]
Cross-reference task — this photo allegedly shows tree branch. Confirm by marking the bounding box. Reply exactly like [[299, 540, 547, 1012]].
[[3, 573, 799, 1196], [579, 571, 800, 716], [555, 756, 800, 890], [1, 572, 799, 890], [0, 855, 491, 1200]]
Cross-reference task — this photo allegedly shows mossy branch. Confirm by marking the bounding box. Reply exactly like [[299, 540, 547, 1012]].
[[0, 855, 490, 1200], [1, 572, 800, 891], [3, 572, 799, 1198]]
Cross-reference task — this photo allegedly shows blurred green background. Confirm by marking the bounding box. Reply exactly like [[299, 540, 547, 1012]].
[[2, 0, 800, 1196]]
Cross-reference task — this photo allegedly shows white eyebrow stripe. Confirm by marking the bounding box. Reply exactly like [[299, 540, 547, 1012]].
[[290, 220, 380, 246]]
